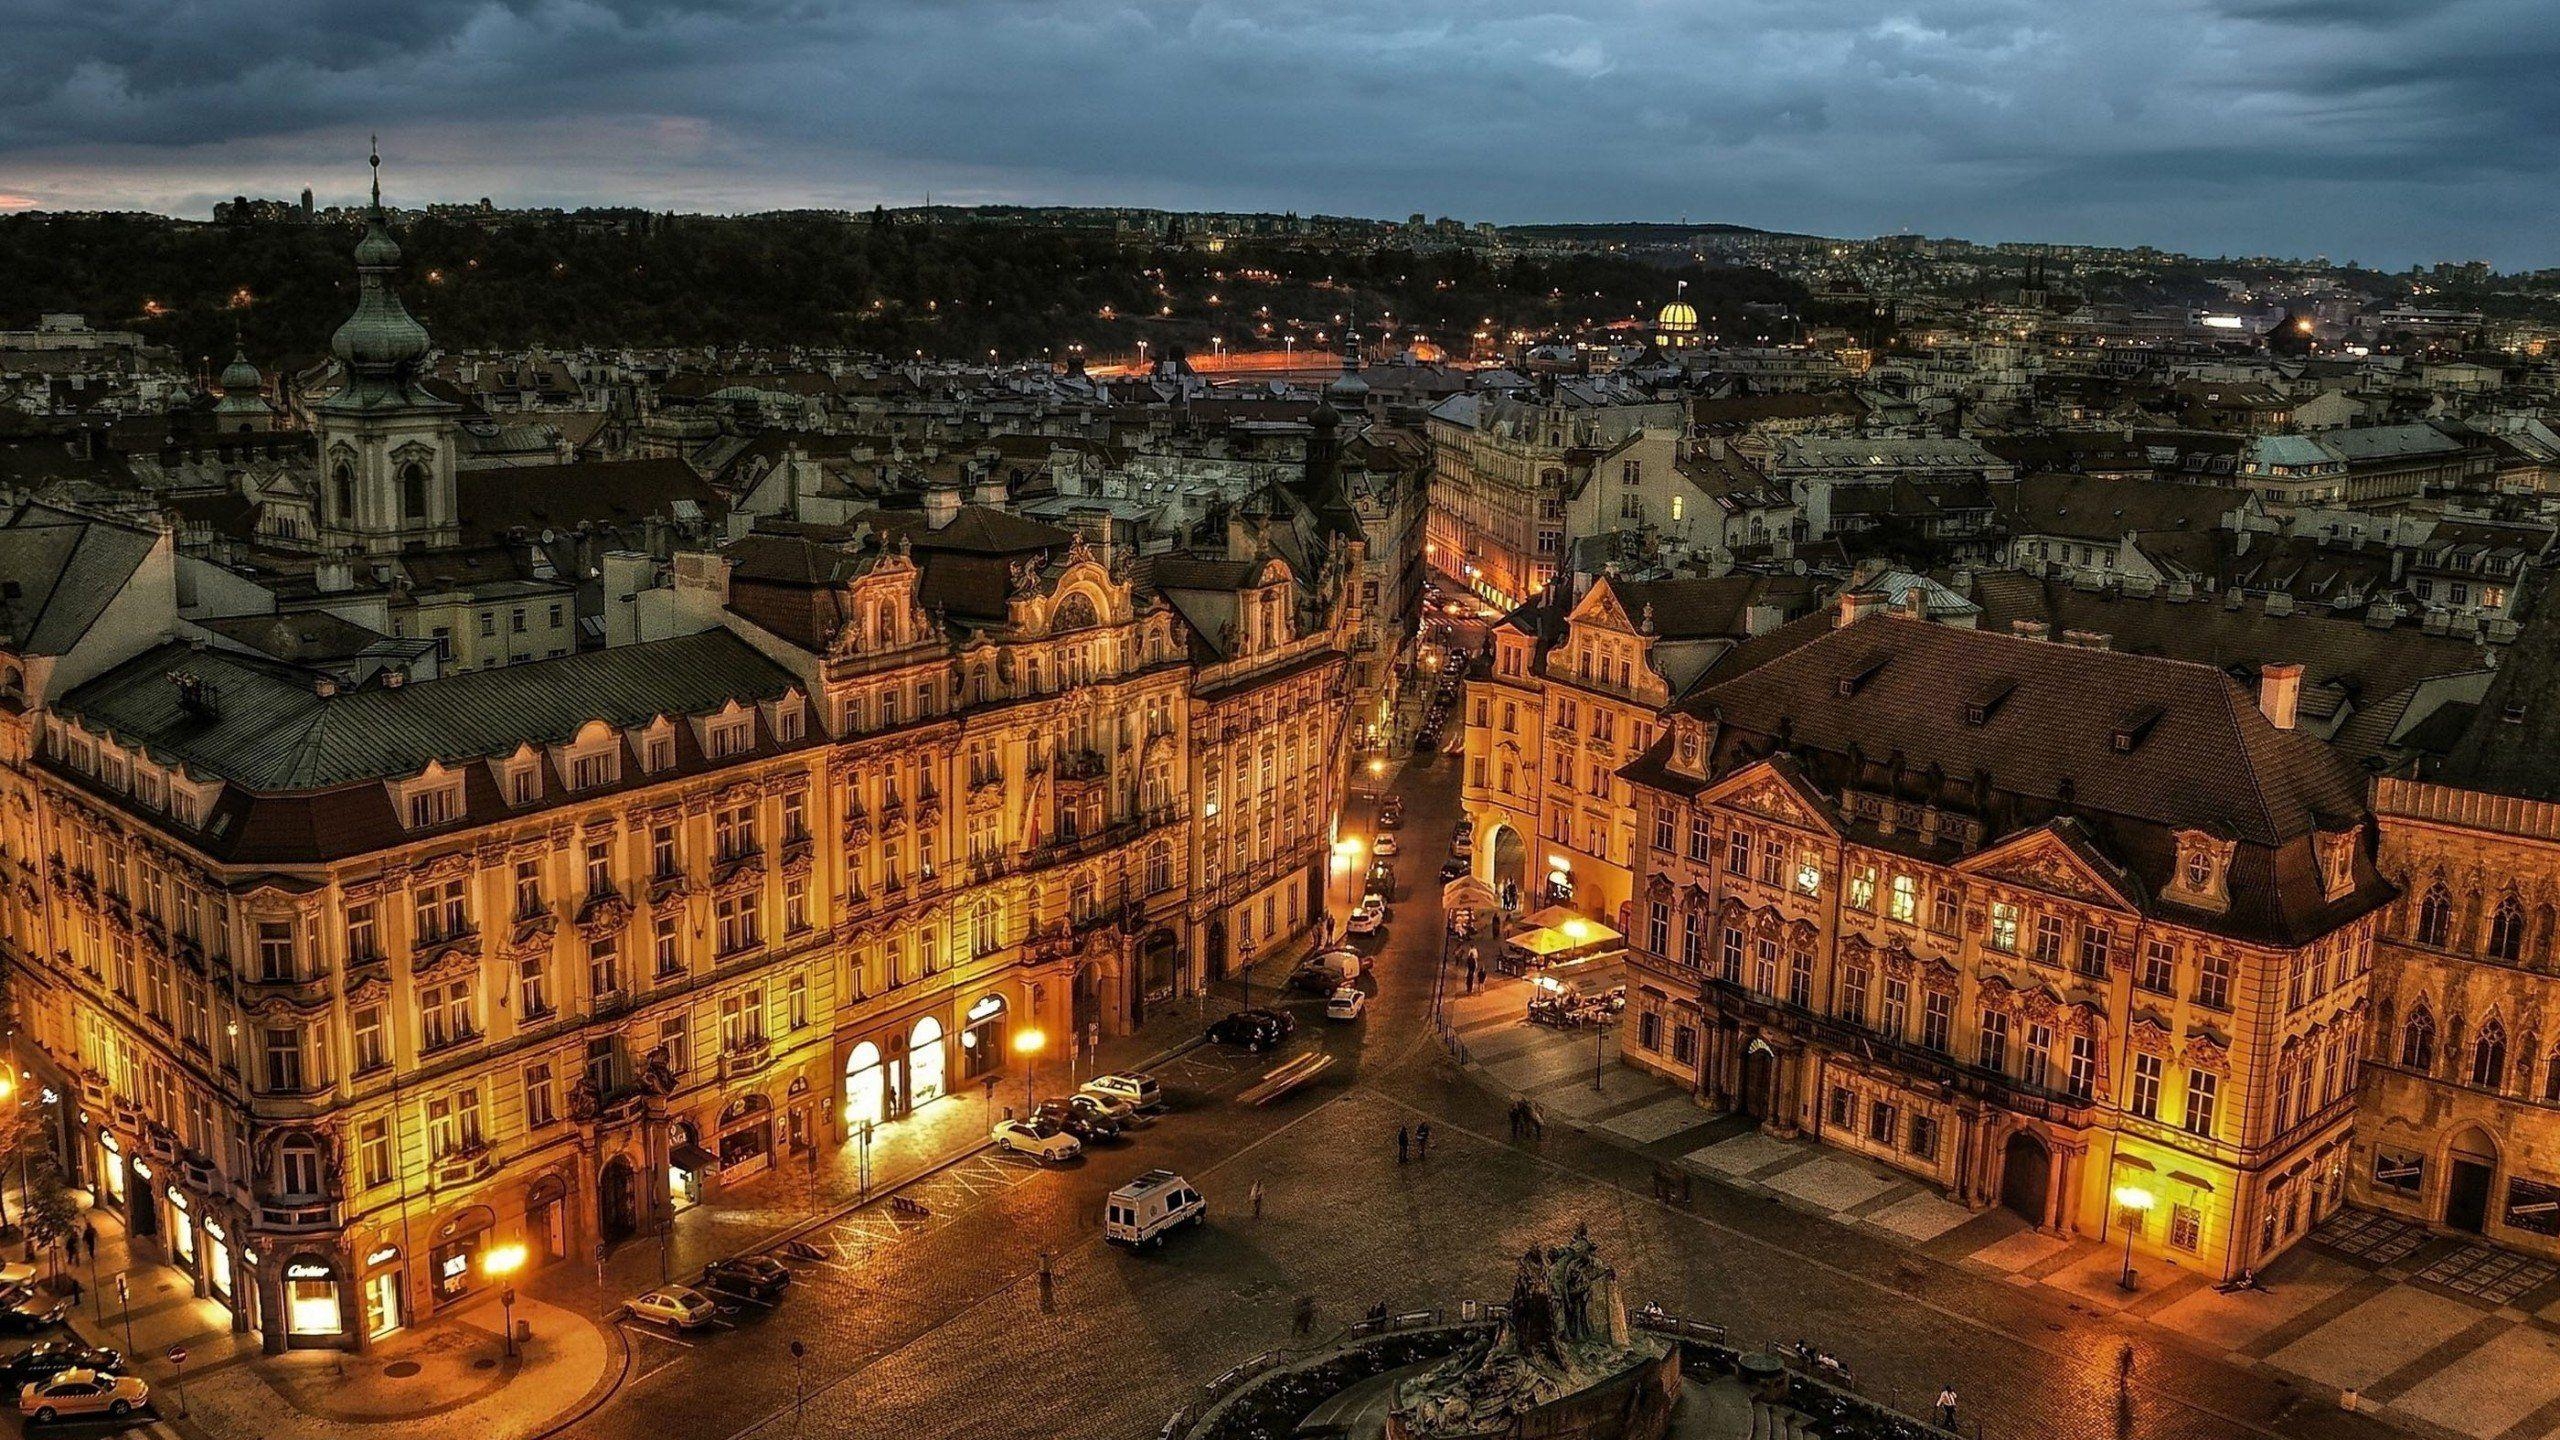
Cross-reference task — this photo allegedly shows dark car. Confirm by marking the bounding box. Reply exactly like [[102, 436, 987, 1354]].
[[0, 1342, 121, 1386], [1412, 732, 1437, 753], [0, 1286, 67, 1334], [1206, 1008, 1292, 1051], [1032, 1099, 1122, 1143], [700, 1255, 792, 1302], [1440, 858, 1470, 881]]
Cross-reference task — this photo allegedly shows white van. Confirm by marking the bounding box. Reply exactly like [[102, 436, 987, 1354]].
[[1105, 1169, 1207, 1248]]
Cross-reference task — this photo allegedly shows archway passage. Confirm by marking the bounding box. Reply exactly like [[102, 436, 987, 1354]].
[[1738, 1039, 1776, 1123], [598, 1158, 639, 1245], [1489, 824, 1528, 909], [2446, 1127, 2499, 1234], [2001, 1132, 2052, 1225], [845, 1042, 887, 1129]]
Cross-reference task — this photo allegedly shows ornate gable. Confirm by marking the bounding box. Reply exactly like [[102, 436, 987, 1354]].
[[1567, 578, 1638, 636], [1700, 758, 1834, 836], [1957, 823, 2137, 913]]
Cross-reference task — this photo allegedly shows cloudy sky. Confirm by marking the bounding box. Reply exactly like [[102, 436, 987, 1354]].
[[3, 0, 2552, 267]]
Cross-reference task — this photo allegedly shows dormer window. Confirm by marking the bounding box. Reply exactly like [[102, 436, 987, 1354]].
[[404, 781, 461, 829], [2166, 830, 2235, 913], [507, 762, 541, 807], [703, 710, 754, 760], [560, 720, 620, 791]]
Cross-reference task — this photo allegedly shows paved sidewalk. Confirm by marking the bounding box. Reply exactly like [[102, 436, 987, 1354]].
[[1443, 974, 2560, 1440]]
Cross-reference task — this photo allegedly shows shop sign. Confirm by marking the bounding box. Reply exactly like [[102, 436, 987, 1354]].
[[286, 1261, 332, 1281], [98, 1132, 120, 1154], [967, 994, 1005, 1022], [131, 1160, 153, 1180], [166, 1190, 189, 1212], [202, 1221, 225, 1241], [243, 1250, 261, 1267], [366, 1245, 401, 1268]]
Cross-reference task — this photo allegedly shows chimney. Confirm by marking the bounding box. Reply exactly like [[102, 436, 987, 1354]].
[[1837, 591, 1885, 627], [2062, 629, 2111, 650], [2260, 661, 2303, 730], [2009, 619, 2050, 641], [924, 479, 961, 530]]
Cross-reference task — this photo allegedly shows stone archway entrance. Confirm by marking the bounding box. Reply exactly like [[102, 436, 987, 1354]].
[[598, 1157, 639, 1245], [2446, 1126, 2499, 1234], [2001, 1131, 2052, 1225], [1738, 1038, 1777, 1122], [1488, 824, 1527, 910]]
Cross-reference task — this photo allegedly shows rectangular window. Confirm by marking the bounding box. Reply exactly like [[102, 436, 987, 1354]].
[[656, 1017, 689, 1077], [1752, 938, 1779, 995], [2129, 1052, 2163, 1119], [1847, 864, 1877, 912], [1988, 902, 2019, 953], [2078, 925, 2112, 980], [1880, 977, 1909, 1037], [1759, 838, 1784, 887], [1719, 926, 1743, 983], [2168, 1204, 2202, 1253], [345, 903, 378, 963], [353, 1005, 386, 1073], [1786, 949, 1812, 1009], [1921, 991, 1952, 1053], [2032, 914, 2066, 966], [651, 823, 679, 878], [2022, 1023, 2053, 1089], [1725, 828, 1750, 876], [518, 953, 552, 1019], [1828, 1087, 1857, 1129], [1867, 1099, 1899, 1146], [2066, 1034, 2097, 1100], [413, 878, 469, 943], [1688, 815, 1712, 863], [359, 1119, 393, 1190], [523, 1062, 557, 1128], [1840, 965, 1870, 1025], [2139, 940, 2176, 996], [1645, 902, 1671, 956], [1889, 874, 1918, 924], [715, 893, 761, 954], [588, 933, 622, 999], [1979, 1009, 2010, 1072], [1929, 885, 1959, 933], [1909, 1113, 1939, 1161], [2182, 1070, 2219, 1138], [262, 1028, 303, 1092], [514, 859, 544, 918], [2194, 952, 2233, 1010], [1652, 807, 1673, 855], [653, 914, 681, 978]]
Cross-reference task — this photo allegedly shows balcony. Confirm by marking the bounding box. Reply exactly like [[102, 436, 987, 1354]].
[[254, 1198, 341, 1233], [720, 1036, 775, 1080], [430, 1143, 497, 1189]]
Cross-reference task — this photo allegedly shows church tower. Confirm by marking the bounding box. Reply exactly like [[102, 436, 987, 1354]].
[[314, 143, 460, 554]]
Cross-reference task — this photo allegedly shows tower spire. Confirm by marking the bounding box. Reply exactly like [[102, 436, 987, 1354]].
[[369, 135, 381, 214]]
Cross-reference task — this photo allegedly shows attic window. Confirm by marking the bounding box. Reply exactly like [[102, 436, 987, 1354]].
[[2505, 702, 2528, 725], [1835, 653, 1890, 698], [2111, 705, 2164, 753], [1964, 678, 2017, 726]]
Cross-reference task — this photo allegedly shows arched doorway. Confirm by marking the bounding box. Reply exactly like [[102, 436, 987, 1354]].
[[2001, 1132, 2052, 1225], [598, 1157, 639, 1245], [2445, 1126, 2499, 1234], [961, 996, 1008, 1082], [1738, 1037, 1776, 1122], [844, 1042, 887, 1129], [1488, 824, 1528, 910], [908, 1017, 948, 1107]]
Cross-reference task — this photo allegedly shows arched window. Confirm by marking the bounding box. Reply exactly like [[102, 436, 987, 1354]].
[[2415, 884, 2452, 948], [2488, 896, 2526, 963], [2545, 1047, 2560, 1104], [331, 459, 355, 521], [2472, 1018, 2508, 1090], [277, 1136, 325, 1199], [400, 462, 430, 523], [2401, 1005, 2437, 1072]]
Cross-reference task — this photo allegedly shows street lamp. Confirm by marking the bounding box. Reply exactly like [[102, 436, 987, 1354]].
[[1332, 837, 1366, 933], [2113, 1184, 2155, 1291], [1014, 1029, 1047, 1114], [484, 1242, 527, 1356]]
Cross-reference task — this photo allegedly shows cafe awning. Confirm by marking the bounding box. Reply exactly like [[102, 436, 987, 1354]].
[[669, 1142, 718, 1172], [1504, 907, 1623, 962]]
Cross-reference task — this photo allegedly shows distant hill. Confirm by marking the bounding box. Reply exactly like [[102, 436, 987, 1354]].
[[1499, 221, 1829, 245], [0, 212, 1807, 365]]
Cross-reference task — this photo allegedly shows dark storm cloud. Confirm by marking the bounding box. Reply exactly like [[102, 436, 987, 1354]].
[[5, 0, 2558, 265]]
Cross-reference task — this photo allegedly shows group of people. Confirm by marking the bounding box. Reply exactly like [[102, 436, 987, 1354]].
[[1396, 1122, 1434, 1163], [1506, 1097, 1546, 1142]]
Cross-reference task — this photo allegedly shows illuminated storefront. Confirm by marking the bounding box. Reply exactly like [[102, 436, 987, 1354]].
[[428, 1208, 493, 1308], [715, 1095, 774, 1182], [960, 995, 1008, 1081], [361, 1245, 406, 1339], [844, 1042, 887, 1129], [285, 1256, 343, 1341], [907, 1017, 946, 1106]]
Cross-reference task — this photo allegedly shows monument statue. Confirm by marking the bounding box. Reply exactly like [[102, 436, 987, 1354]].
[[1388, 1225, 1678, 1440]]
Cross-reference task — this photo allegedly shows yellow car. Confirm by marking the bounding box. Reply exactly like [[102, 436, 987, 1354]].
[[20, 1368, 148, 1423]]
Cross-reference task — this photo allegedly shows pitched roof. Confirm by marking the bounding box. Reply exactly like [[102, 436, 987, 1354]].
[[0, 504, 158, 657]]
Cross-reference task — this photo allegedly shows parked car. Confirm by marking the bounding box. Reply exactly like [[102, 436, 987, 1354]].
[[0, 1343, 122, 1388], [0, 1266, 34, 1291], [700, 1255, 792, 1302], [1326, 986, 1368, 1021], [1060, 1091, 1141, 1128], [1348, 893, 1388, 934], [1033, 1099, 1122, 1144], [1440, 858, 1470, 881], [1105, 1170, 1208, 1249], [18, 1370, 147, 1424], [1367, 859, 1398, 899], [991, 1118, 1083, 1162], [1377, 806, 1404, 830], [1412, 732, 1437, 753], [1207, 1010, 1287, 1050], [1080, 1072, 1162, 1114], [1450, 834, 1474, 860], [0, 1288, 66, 1335], [626, 1285, 720, 1330], [1373, 833, 1399, 857]]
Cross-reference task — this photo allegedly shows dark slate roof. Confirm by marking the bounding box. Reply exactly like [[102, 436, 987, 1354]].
[[864, 505, 1072, 556], [0, 504, 157, 657], [1607, 576, 1810, 642], [452, 457, 723, 544], [1649, 611, 2390, 944], [2430, 567, 2560, 799], [61, 629, 798, 792], [1993, 473, 2240, 543]]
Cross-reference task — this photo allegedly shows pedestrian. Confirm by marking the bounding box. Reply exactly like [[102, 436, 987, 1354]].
[[79, 1224, 95, 1265], [1526, 1101, 1545, 1143], [1397, 1125, 1410, 1164], [1507, 1099, 1523, 1140], [1934, 1385, 1958, 1430], [61, 1275, 79, 1307], [1415, 1121, 1432, 1160], [1037, 1250, 1056, 1315], [1293, 1294, 1316, 1341], [1250, 1180, 1265, 1220]]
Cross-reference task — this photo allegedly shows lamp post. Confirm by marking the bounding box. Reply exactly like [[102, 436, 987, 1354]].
[[1014, 1029, 1047, 1115], [2113, 1185, 2154, 1291], [484, 1241, 527, 1356], [1331, 837, 1366, 936]]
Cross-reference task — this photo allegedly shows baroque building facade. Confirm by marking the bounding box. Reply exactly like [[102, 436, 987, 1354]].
[[1616, 602, 2393, 1281]]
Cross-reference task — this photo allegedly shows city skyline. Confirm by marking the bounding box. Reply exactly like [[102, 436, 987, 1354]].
[[6, 0, 2558, 268]]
